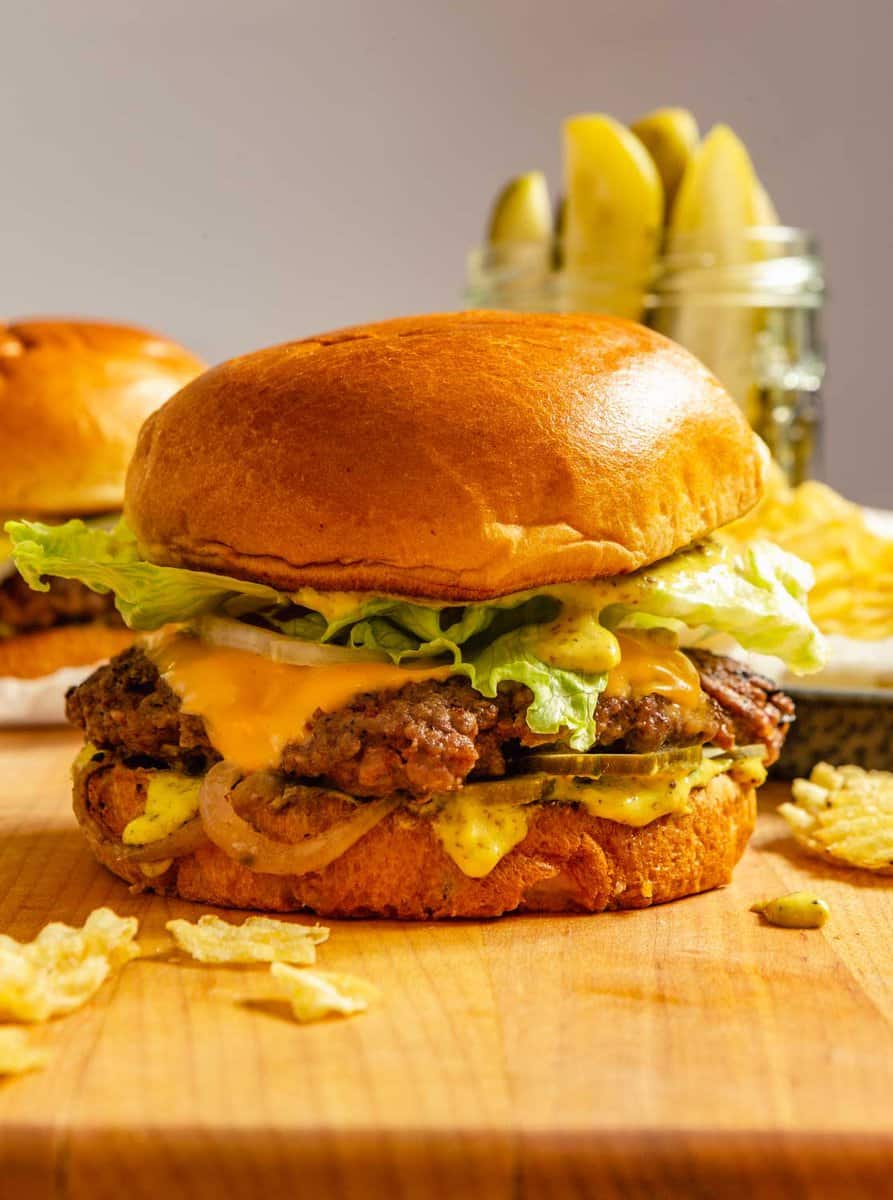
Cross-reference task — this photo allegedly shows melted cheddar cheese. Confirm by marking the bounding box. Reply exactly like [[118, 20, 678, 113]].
[[146, 632, 452, 772], [603, 631, 702, 710]]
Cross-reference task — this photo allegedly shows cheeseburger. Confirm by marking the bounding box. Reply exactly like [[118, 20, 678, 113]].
[[8, 312, 823, 917], [0, 319, 204, 696]]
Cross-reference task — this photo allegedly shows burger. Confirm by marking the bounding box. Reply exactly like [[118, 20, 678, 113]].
[[7, 312, 824, 917], [0, 319, 204, 708]]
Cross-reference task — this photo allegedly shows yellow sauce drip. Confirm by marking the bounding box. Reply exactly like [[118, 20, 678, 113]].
[[147, 632, 452, 772], [433, 792, 531, 878], [123, 772, 202, 845], [603, 632, 702, 709]]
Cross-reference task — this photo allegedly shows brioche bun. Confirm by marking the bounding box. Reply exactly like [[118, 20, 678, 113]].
[[0, 625, 135, 679], [75, 760, 755, 919], [0, 319, 204, 515], [125, 311, 763, 600]]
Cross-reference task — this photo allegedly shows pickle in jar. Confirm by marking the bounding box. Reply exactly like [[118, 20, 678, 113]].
[[562, 113, 664, 320]]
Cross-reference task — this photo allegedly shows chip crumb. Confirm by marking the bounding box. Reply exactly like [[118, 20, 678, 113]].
[[166, 915, 329, 964], [0, 1027, 49, 1076], [270, 963, 380, 1022], [781, 763, 893, 874], [0, 908, 140, 1023]]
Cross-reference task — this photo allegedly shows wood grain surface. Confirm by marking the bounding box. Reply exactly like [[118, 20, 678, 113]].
[[0, 728, 891, 1199]]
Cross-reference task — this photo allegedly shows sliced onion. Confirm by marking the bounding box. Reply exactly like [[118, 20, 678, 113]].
[[190, 615, 390, 665], [199, 761, 399, 876], [120, 816, 208, 863], [72, 763, 208, 867]]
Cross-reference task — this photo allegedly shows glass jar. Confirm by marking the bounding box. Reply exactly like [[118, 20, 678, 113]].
[[464, 228, 825, 484]]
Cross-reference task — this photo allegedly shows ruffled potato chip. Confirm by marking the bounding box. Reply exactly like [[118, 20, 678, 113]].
[[0, 1027, 49, 1075], [780, 762, 893, 874], [270, 963, 379, 1022], [166, 915, 329, 964], [0, 908, 140, 1022]]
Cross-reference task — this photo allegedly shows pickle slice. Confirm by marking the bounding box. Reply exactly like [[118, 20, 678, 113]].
[[562, 113, 664, 320], [487, 171, 552, 244], [515, 745, 703, 778], [630, 107, 699, 215]]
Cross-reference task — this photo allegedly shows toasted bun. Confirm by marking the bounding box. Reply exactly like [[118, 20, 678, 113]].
[[0, 625, 135, 679], [75, 762, 755, 919], [126, 311, 764, 600], [0, 319, 204, 515]]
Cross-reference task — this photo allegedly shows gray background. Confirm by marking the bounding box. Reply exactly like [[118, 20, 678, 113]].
[[3, 1, 890, 505]]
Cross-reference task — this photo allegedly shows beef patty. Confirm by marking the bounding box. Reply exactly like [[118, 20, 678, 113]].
[[0, 572, 119, 636], [66, 645, 793, 799]]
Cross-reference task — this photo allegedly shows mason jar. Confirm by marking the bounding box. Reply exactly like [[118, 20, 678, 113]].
[[464, 227, 825, 484]]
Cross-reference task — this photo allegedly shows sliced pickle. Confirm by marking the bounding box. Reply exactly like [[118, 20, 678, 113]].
[[514, 745, 703, 778], [487, 171, 552, 244], [630, 107, 699, 215], [562, 113, 664, 319]]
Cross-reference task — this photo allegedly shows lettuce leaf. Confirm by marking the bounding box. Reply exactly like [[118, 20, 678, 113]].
[[7, 519, 285, 630], [5, 515, 824, 750], [456, 629, 605, 750], [600, 540, 825, 673]]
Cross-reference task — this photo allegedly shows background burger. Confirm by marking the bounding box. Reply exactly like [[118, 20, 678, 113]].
[[0, 319, 204, 717], [8, 312, 824, 918]]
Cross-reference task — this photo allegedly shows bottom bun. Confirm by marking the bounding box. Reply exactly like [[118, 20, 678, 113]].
[[0, 625, 135, 679], [75, 759, 756, 919]]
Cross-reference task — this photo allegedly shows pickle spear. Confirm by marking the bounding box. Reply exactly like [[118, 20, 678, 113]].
[[753, 178, 780, 225], [669, 123, 770, 253], [653, 124, 780, 424], [487, 171, 552, 244], [562, 113, 664, 319], [630, 107, 699, 215]]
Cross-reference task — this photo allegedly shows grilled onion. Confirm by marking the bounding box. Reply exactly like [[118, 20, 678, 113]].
[[120, 817, 208, 863], [199, 761, 398, 876], [72, 760, 208, 866]]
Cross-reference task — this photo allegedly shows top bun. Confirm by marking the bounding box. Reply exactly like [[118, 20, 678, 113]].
[[126, 311, 764, 600], [0, 319, 205, 515]]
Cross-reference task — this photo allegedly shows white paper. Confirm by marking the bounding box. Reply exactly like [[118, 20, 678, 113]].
[[0, 663, 103, 726]]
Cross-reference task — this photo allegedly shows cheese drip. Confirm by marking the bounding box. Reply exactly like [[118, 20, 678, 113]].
[[147, 632, 452, 772], [603, 632, 702, 709]]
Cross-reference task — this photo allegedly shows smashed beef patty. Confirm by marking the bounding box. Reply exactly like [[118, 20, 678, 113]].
[[0, 572, 119, 635], [66, 645, 792, 799]]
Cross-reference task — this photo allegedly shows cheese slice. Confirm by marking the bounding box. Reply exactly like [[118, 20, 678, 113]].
[[603, 632, 702, 709], [147, 632, 452, 772]]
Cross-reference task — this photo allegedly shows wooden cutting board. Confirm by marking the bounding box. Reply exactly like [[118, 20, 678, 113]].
[[0, 729, 891, 1200]]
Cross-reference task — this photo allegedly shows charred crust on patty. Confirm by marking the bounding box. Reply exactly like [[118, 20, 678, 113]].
[[66, 645, 792, 801]]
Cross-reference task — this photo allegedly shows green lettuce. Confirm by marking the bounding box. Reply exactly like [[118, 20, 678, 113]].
[[5, 516, 824, 751], [7, 519, 285, 629], [601, 540, 825, 673]]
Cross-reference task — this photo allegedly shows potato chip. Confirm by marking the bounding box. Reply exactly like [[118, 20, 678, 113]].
[[270, 963, 379, 1022], [166, 915, 329, 964], [0, 1028, 49, 1076], [0, 908, 140, 1022], [780, 762, 893, 873]]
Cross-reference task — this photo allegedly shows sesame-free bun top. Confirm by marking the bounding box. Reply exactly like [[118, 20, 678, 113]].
[[126, 311, 764, 600], [0, 319, 205, 515]]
